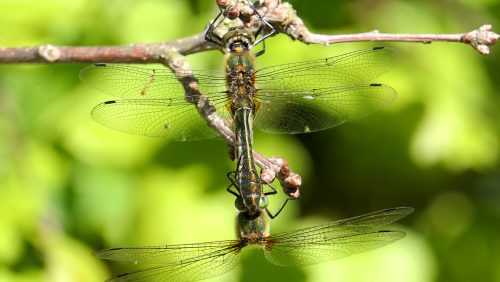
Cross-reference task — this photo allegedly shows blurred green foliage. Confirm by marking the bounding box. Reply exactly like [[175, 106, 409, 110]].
[[1, 0, 499, 281]]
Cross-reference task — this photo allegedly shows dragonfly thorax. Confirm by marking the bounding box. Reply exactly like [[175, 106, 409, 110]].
[[225, 52, 257, 116], [237, 209, 270, 242]]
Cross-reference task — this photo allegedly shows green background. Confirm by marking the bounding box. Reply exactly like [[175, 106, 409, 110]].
[[0, 0, 499, 281]]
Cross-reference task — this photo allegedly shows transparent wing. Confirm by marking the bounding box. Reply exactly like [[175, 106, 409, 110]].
[[80, 64, 227, 99], [265, 230, 405, 267], [254, 84, 396, 134], [255, 47, 401, 89], [81, 64, 230, 140], [264, 207, 413, 266], [90, 96, 230, 140], [252, 47, 400, 134], [94, 240, 243, 281]]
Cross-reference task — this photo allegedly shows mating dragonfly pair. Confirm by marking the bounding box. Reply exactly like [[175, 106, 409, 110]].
[[81, 1, 411, 281]]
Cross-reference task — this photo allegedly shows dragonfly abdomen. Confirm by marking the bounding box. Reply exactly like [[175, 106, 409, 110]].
[[234, 107, 262, 215]]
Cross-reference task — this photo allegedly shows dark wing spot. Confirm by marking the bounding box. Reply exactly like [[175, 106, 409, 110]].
[[372, 46, 385, 50], [103, 101, 117, 104], [94, 63, 107, 67], [370, 83, 382, 87]]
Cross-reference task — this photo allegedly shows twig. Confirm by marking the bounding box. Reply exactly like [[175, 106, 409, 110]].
[[265, 2, 498, 55], [0, 33, 215, 64]]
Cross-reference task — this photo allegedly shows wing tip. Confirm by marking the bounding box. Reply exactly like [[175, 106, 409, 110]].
[[385, 207, 415, 217], [372, 46, 402, 63], [378, 229, 407, 241], [92, 249, 111, 258]]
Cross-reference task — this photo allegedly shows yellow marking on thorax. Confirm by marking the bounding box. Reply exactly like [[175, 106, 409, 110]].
[[233, 46, 244, 53], [234, 65, 247, 72]]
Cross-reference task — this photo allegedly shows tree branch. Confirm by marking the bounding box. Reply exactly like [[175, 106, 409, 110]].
[[0, 33, 216, 64], [265, 2, 498, 55]]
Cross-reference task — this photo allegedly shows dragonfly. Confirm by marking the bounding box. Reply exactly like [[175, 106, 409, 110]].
[[80, 30, 400, 215], [221, 28, 282, 216], [95, 207, 413, 281], [206, 4, 291, 216]]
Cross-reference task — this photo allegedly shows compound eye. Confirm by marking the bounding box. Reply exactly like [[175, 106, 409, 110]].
[[259, 196, 269, 209], [235, 197, 246, 212]]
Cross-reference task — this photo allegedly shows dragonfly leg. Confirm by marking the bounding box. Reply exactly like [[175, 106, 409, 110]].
[[266, 198, 289, 219], [226, 171, 240, 198], [260, 176, 288, 219], [204, 9, 224, 46], [261, 179, 292, 219], [253, 25, 267, 57], [248, 0, 276, 47], [262, 180, 277, 196]]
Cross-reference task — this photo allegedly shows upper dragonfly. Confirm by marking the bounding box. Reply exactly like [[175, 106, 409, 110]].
[[95, 206, 413, 281], [80, 33, 399, 213], [80, 27, 399, 214]]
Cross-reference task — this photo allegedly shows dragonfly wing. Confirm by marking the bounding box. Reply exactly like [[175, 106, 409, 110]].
[[80, 64, 227, 99], [81, 64, 231, 140], [255, 47, 400, 90], [91, 96, 229, 140], [264, 230, 405, 267], [263, 207, 413, 266], [95, 240, 243, 281], [254, 84, 396, 134]]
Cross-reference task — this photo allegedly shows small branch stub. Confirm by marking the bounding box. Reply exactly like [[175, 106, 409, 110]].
[[39, 45, 61, 62], [265, 157, 302, 200]]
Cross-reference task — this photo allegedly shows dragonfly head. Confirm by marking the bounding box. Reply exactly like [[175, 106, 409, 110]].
[[240, 193, 268, 216], [222, 28, 255, 53], [235, 195, 259, 215], [243, 194, 259, 215]]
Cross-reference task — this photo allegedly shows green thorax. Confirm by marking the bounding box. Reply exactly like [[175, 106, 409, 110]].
[[223, 31, 258, 116], [236, 210, 270, 243]]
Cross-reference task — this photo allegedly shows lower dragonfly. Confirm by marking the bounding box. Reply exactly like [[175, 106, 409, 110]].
[[95, 206, 413, 281]]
